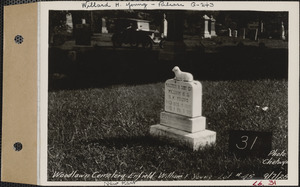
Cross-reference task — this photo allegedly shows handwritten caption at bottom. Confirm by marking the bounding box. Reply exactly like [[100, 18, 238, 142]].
[[52, 170, 287, 181]]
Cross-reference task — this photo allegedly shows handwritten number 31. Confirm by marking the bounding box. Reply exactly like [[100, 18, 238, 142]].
[[236, 136, 258, 150]]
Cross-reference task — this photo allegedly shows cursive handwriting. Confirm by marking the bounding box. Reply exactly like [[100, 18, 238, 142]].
[[191, 2, 214, 7], [263, 157, 288, 166], [82, 1, 111, 9], [125, 2, 148, 9], [158, 1, 185, 7], [264, 171, 288, 180], [268, 149, 287, 157], [263, 149, 288, 166], [78, 1, 219, 10], [104, 181, 136, 186]]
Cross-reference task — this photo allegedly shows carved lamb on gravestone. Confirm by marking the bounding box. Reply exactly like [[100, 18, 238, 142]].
[[172, 66, 193, 82]]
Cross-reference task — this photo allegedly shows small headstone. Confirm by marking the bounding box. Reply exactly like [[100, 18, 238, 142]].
[[228, 28, 232, 37], [255, 28, 258, 41], [150, 67, 216, 150], [233, 30, 238, 38], [260, 21, 264, 33]]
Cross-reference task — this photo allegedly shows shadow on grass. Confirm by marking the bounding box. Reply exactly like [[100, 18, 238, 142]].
[[80, 135, 177, 148], [49, 45, 288, 91], [77, 135, 217, 153]]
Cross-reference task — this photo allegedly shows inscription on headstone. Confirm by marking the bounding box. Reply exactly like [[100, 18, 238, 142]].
[[165, 79, 202, 117]]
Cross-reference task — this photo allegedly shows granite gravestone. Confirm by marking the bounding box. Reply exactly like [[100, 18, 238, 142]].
[[150, 67, 216, 150]]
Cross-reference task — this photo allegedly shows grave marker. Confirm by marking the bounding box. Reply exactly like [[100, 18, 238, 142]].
[[202, 15, 211, 38], [210, 16, 217, 37], [66, 13, 73, 33], [150, 67, 216, 150], [162, 13, 168, 38], [228, 28, 232, 37], [281, 22, 286, 40], [233, 30, 238, 38], [101, 18, 108, 33]]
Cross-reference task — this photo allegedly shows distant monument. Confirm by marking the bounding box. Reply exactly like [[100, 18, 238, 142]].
[[233, 30, 238, 38], [260, 21, 264, 33], [210, 16, 217, 37], [150, 67, 216, 150], [159, 12, 185, 61], [162, 13, 168, 38], [202, 15, 211, 38], [281, 22, 286, 40], [66, 12, 73, 33], [101, 18, 108, 34]]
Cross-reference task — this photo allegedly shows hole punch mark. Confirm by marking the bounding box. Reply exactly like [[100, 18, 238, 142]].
[[14, 35, 24, 44], [13, 142, 23, 151]]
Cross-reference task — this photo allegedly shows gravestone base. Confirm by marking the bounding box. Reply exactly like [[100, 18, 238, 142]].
[[211, 31, 217, 37], [203, 32, 211, 39], [101, 27, 108, 34], [150, 124, 216, 151], [160, 112, 206, 133]]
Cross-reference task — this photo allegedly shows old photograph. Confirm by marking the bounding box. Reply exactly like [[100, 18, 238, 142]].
[[47, 8, 289, 183]]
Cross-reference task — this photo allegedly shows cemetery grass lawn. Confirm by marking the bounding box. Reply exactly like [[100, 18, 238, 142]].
[[48, 79, 288, 181]]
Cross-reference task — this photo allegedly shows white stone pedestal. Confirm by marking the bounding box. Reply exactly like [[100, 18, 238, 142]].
[[150, 125, 216, 150], [150, 78, 216, 151]]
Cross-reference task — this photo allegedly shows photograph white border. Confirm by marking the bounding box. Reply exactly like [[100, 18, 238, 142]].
[[39, 1, 299, 186]]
